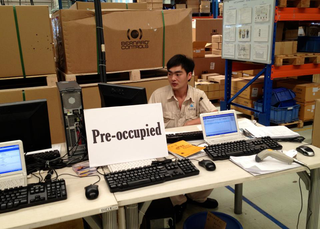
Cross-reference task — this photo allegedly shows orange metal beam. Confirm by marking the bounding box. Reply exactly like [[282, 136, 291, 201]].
[[275, 7, 320, 21], [271, 63, 320, 79]]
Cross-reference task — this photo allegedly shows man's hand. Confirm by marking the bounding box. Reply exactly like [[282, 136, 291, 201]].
[[184, 118, 201, 126]]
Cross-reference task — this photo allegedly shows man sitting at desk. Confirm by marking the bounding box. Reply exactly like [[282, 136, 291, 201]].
[[149, 54, 218, 222]]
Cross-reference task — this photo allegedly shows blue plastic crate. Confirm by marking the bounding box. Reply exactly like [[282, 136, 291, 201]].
[[298, 36, 320, 53], [254, 102, 300, 124], [271, 87, 296, 106]]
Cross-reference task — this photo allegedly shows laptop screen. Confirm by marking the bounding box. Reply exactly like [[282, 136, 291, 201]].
[[0, 144, 22, 175], [203, 113, 238, 137]]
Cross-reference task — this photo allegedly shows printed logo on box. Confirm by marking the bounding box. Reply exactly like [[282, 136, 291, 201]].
[[121, 28, 149, 50]]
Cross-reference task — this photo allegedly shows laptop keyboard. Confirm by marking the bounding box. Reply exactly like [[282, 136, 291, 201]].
[[0, 179, 67, 214], [166, 131, 204, 143], [105, 158, 199, 192], [0, 177, 26, 191], [205, 136, 283, 160]]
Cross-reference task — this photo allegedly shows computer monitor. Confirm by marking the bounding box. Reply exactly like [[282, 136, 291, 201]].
[[98, 83, 148, 107], [0, 99, 52, 153]]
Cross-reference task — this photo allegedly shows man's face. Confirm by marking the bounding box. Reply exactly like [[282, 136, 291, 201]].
[[167, 65, 192, 92]]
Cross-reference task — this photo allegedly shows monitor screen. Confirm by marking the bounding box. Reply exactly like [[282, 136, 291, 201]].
[[98, 83, 148, 107], [0, 144, 22, 174], [0, 99, 52, 153], [203, 113, 238, 137]]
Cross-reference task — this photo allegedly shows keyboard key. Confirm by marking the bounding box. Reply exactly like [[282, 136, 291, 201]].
[[0, 179, 67, 214]]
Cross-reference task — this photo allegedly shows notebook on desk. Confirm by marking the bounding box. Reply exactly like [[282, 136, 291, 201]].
[[200, 110, 246, 145], [0, 140, 27, 190]]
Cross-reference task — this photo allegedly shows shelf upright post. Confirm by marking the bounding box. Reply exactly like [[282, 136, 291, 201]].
[[220, 59, 232, 111], [94, 0, 107, 82]]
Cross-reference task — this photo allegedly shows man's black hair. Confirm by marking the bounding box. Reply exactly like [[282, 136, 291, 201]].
[[166, 54, 195, 74]]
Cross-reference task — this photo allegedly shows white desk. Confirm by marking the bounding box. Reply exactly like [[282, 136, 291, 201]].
[[113, 125, 320, 229], [0, 166, 118, 229]]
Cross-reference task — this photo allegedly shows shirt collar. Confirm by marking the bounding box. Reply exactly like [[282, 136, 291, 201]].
[[166, 85, 195, 102]]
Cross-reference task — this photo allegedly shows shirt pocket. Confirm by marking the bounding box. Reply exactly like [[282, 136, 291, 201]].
[[185, 109, 197, 120], [163, 111, 175, 124]]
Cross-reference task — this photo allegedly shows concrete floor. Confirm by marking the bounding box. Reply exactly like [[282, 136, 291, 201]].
[[176, 107, 315, 229]]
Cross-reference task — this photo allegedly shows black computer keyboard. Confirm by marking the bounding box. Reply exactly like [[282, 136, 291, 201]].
[[105, 159, 199, 192], [25, 150, 65, 174], [0, 179, 67, 214], [205, 136, 283, 161], [166, 131, 204, 143]]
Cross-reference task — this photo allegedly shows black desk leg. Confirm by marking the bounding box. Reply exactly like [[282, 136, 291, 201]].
[[234, 183, 243, 214]]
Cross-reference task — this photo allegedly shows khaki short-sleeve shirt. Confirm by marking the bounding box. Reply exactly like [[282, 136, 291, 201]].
[[149, 85, 217, 128]]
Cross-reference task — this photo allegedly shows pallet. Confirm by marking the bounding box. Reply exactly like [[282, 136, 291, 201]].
[[58, 68, 168, 84], [274, 53, 320, 66], [0, 74, 57, 90], [278, 0, 320, 8], [279, 120, 304, 128]]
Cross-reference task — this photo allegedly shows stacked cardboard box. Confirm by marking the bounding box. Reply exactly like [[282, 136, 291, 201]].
[[70, 2, 148, 10], [274, 41, 298, 55], [200, 1, 210, 13], [195, 81, 220, 100], [176, 4, 187, 9], [193, 55, 225, 80], [192, 18, 223, 42], [0, 6, 55, 78], [231, 78, 264, 115], [193, 42, 207, 58], [211, 35, 222, 55], [53, 9, 192, 74], [187, 0, 200, 13], [312, 99, 320, 148], [147, 0, 163, 10], [218, 2, 223, 16], [275, 80, 320, 121]]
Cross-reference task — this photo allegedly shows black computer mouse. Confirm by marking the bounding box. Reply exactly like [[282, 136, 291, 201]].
[[296, 145, 315, 157], [85, 184, 99, 200], [199, 160, 216, 171]]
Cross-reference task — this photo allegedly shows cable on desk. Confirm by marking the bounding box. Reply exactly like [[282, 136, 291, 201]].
[[55, 172, 101, 185]]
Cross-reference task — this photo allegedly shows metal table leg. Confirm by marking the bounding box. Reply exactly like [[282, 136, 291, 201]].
[[234, 183, 243, 214]]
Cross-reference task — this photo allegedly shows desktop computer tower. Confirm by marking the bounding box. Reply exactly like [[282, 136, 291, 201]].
[[57, 81, 87, 159]]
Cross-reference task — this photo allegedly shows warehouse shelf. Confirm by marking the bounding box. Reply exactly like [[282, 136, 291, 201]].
[[272, 63, 320, 78], [275, 7, 320, 21], [221, 1, 320, 126]]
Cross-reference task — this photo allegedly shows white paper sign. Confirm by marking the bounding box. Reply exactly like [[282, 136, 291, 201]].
[[84, 103, 168, 167]]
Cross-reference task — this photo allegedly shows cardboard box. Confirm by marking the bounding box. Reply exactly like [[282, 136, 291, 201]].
[[201, 72, 219, 81], [207, 74, 225, 90], [275, 41, 298, 55], [312, 99, 320, 147], [242, 69, 263, 76], [276, 22, 284, 42], [211, 35, 222, 43], [192, 19, 223, 43], [285, 29, 298, 40], [193, 56, 225, 78], [195, 81, 219, 92], [275, 80, 320, 102], [232, 71, 243, 78], [193, 41, 207, 58], [207, 91, 220, 100], [0, 6, 55, 78], [231, 79, 264, 100], [201, 1, 211, 6], [297, 101, 316, 121], [212, 49, 222, 55], [152, 3, 163, 9], [176, 4, 186, 9], [69, 2, 148, 10], [53, 9, 192, 74], [231, 96, 256, 115]]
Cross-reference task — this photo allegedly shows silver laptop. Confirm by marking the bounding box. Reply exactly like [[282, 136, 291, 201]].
[[0, 140, 27, 190], [200, 110, 246, 145]]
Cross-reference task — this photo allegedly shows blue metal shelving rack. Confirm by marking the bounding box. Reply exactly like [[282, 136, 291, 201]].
[[220, 3, 320, 126]]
